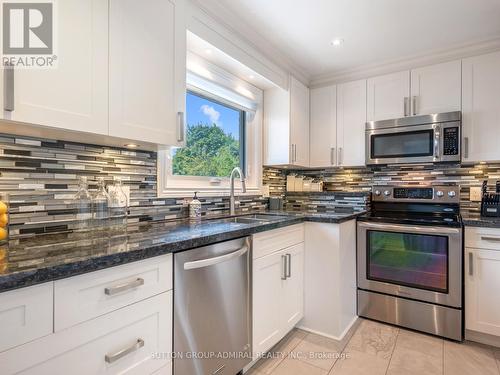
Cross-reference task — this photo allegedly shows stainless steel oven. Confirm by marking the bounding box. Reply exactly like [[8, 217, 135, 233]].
[[365, 112, 461, 165], [356, 185, 463, 341], [357, 222, 462, 307]]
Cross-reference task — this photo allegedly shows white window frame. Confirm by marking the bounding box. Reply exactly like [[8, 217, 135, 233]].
[[158, 58, 263, 197]]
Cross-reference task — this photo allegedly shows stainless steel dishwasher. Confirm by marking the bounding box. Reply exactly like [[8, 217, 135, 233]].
[[174, 236, 252, 375]]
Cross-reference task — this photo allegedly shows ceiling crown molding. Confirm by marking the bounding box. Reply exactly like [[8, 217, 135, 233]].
[[310, 35, 500, 88], [188, 0, 311, 86]]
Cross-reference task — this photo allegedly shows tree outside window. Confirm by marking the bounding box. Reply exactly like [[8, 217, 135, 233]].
[[172, 92, 245, 177]]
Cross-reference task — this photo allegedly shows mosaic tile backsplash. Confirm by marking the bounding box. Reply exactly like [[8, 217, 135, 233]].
[[0, 134, 267, 238], [263, 163, 500, 216]]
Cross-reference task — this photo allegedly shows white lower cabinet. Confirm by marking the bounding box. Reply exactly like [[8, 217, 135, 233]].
[[0, 283, 53, 353], [300, 221, 357, 340], [465, 227, 500, 338], [0, 255, 173, 375], [252, 225, 305, 356]]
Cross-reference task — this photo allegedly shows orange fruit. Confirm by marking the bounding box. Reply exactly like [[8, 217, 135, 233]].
[[0, 214, 7, 227], [0, 202, 6, 215], [0, 228, 7, 241]]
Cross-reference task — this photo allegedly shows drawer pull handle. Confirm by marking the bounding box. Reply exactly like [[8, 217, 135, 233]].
[[481, 236, 500, 243], [104, 278, 145, 296], [468, 252, 474, 276], [105, 338, 144, 364]]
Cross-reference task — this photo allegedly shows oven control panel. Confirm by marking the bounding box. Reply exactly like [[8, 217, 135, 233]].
[[372, 186, 460, 203]]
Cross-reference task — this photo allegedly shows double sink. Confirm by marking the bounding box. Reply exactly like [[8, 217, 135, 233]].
[[214, 213, 288, 225]]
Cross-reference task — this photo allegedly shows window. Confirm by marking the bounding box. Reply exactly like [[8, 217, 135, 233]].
[[172, 91, 246, 177], [158, 61, 263, 197]]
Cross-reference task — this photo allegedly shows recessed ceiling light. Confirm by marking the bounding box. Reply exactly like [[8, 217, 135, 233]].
[[124, 143, 140, 149], [331, 38, 344, 47], [248, 74, 255, 79], [205, 48, 212, 54]]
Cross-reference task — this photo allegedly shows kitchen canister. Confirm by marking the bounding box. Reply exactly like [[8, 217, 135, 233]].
[[286, 174, 296, 192]]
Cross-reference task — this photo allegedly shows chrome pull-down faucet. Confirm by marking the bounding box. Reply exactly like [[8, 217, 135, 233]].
[[229, 167, 246, 216]]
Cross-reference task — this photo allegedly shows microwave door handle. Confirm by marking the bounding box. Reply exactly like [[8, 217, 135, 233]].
[[434, 127, 441, 159]]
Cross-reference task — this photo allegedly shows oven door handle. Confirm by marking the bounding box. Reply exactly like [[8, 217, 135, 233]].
[[357, 221, 461, 235]]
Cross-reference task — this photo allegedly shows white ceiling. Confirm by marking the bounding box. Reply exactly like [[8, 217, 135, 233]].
[[214, 0, 500, 79]]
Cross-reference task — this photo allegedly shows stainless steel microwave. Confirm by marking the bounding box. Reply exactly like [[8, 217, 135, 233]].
[[365, 112, 461, 165]]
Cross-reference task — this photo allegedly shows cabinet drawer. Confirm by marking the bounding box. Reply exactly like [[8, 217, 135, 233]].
[[0, 283, 53, 353], [55, 254, 172, 331], [465, 227, 500, 251], [0, 292, 172, 375], [253, 224, 304, 259]]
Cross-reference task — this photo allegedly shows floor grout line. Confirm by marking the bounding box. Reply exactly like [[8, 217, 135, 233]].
[[384, 328, 400, 375], [442, 338, 445, 375]]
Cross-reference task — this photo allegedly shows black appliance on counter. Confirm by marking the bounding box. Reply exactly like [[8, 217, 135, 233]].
[[481, 181, 500, 217], [357, 185, 463, 341]]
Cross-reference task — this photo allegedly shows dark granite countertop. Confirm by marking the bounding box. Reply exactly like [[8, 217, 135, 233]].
[[461, 213, 500, 228], [0, 211, 362, 293]]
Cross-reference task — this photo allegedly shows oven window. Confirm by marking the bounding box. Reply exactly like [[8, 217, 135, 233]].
[[367, 230, 448, 293], [371, 130, 434, 159]]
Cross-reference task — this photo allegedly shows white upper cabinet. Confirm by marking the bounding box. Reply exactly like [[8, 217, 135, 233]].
[[264, 76, 310, 167], [410, 60, 461, 115], [309, 86, 337, 168], [367, 71, 410, 122], [290, 77, 310, 167], [109, 0, 186, 146], [337, 79, 367, 167], [1, 0, 186, 146], [462, 51, 500, 163], [4, 0, 109, 135], [367, 60, 461, 122]]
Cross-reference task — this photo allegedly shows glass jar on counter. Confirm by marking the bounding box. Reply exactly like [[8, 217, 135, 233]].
[[92, 177, 110, 228], [0, 193, 9, 246]]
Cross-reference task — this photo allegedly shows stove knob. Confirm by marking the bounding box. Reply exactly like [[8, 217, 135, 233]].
[[436, 191, 444, 198], [374, 190, 381, 196], [384, 190, 391, 197], [448, 191, 457, 198]]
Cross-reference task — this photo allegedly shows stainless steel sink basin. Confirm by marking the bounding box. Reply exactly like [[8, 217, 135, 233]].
[[217, 214, 288, 224]]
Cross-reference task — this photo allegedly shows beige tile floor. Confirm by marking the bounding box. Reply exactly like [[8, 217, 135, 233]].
[[247, 319, 500, 375]]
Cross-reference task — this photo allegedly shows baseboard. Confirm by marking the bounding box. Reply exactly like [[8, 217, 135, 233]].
[[297, 316, 359, 342], [466, 329, 500, 348]]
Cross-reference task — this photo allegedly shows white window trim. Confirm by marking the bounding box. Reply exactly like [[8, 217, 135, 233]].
[[158, 57, 263, 198]]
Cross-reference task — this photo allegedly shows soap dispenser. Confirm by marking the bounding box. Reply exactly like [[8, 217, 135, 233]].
[[189, 192, 202, 220]]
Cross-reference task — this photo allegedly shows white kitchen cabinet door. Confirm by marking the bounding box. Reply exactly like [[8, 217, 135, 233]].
[[337, 79, 367, 167], [309, 85, 337, 168], [410, 60, 461, 115], [290, 76, 310, 167], [6, 0, 108, 135], [0, 283, 53, 353], [281, 243, 304, 333], [465, 247, 500, 336], [462, 51, 500, 163], [0, 292, 171, 375], [252, 251, 284, 356], [109, 0, 186, 146], [367, 71, 410, 122]]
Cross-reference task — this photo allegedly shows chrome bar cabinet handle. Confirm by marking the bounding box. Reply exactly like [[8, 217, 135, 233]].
[[468, 252, 474, 276], [281, 255, 287, 280], [286, 253, 291, 278], [104, 278, 145, 296], [330, 147, 336, 165], [105, 338, 144, 364], [412, 96, 417, 116], [338, 147, 343, 166], [4, 63, 14, 111], [464, 137, 469, 159], [403, 97, 409, 117], [294, 144, 297, 163], [481, 236, 500, 242], [177, 111, 185, 142]]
